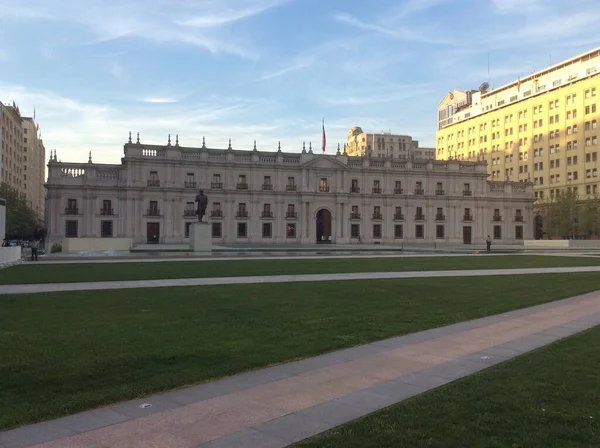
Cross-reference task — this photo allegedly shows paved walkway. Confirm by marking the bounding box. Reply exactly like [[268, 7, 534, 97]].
[[2, 292, 600, 448], [31, 252, 514, 265], [4, 266, 600, 295]]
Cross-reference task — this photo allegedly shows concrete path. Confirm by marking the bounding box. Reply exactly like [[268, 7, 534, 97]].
[[4, 266, 600, 295], [30, 252, 514, 265], [2, 291, 600, 448]]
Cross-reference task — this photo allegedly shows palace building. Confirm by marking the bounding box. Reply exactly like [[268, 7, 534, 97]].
[[436, 47, 600, 203], [45, 134, 534, 248]]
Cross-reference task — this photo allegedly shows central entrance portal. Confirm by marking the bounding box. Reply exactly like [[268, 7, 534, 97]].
[[316, 209, 332, 244]]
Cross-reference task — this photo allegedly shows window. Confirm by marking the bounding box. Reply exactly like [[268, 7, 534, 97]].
[[515, 226, 523, 240], [373, 180, 381, 193], [100, 221, 113, 238], [185, 173, 195, 188], [263, 176, 272, 190], [212, 222, 222, 238], [373, 224, 382, 239], [237, 174, 248, 189], [212, 174, 222, 188], [237, 222, 248, 238], [493, 225, 502, 240], [237, 203, 248, 217], [436, 225, 445, 239], [65, 220, 78, 237], [149, 200, 158, 215], [351, 224, 360, 238], [319, 177, 329, 192], [286, 223, 296, 238], [394, 224, 403, 239], [351, 179, 359, 192], [415, 224, 424, 239], [150, 170, 158, 180], [184, 222, 192, 238], [262, 223, 272, 238], [287, 176, 296, 191], [262, 203, 272, 218]]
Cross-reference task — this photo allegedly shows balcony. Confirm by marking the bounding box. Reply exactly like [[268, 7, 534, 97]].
[[372, 187, 382, 194], [211, 182, 223, 189], [285, 212, 298, 219], [147, 179, 160, 187], [414, 189, 424, 195], [261, 211, 274, 219], [147, 209, 161, 217], [435, 214, 446, 221], [236, 211, 249, 218], [211, 210, 223, 218], [463, 214, 474, 221], [319, 186, 330, 193], [394, 188, 404, 194], [100, 208, 113, 216], [236, 183, 249, 190], [515, 216, 524, 222], [393, 214, 405, 221], [286, 184, 297, 192], [65, 207, 79, 215], [184, 210, 196, 217], [184, 181, 197, 189], [435, 189, 445, 195], [493, 215, 502, 221], [463, 190, 472, 197], [372, 213, 383, 220], [262, 184, 273, 191], [415, 214, 425, 221], [350, 187, 360, 193], [350, 213, 361, 220]]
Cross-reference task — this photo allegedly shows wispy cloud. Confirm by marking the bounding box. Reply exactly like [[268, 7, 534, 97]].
[[141, 97, 179, 104], [334, 13, 453, 45], [177, 0, 291, 28], [0, 0, 286, 59], [386, 0, 455, 21], [108, 62, 125, 80], [257, 61, 313, 81]]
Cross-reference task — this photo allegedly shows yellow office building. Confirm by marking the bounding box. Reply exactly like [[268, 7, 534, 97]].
[[436, 47, 599, 202]]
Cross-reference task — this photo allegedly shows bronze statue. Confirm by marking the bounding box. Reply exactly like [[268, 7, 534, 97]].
[[195, 190, 208, 222]]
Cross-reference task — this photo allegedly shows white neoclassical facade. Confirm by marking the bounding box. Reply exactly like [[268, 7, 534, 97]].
[[45, 135, 535, 247]]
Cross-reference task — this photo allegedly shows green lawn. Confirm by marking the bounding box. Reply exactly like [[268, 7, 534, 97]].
[[296, 327, 600, 448], [3, 255, 600, 284], [3, 273, 600, 430]]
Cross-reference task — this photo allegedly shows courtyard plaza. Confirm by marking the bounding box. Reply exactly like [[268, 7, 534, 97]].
[[1, 253, 600, 447]]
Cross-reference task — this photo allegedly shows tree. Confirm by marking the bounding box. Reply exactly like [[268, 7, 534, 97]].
[[0, 182, 38, 239]]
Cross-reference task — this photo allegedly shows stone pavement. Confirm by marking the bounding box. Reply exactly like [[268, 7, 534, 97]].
[[3, 266, 600, 295], [2, 291, 600, 448]]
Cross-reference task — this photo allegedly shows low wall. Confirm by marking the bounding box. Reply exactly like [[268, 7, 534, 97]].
[[61, 238, 132, 252], [0, 246, 22, 265], [524, 239, 600, 249]]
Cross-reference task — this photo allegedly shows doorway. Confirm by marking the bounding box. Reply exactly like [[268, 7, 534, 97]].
[[316, 209, 332, 244], [463, 226, 472, 244], [147, 222, 160, 244]]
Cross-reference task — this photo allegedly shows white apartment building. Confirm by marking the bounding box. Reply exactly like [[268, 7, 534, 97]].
[[45, 135, 534, 247], [346, 127, 435, 160]]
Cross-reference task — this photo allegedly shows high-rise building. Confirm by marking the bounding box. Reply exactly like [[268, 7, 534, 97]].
[[436, 47, 600, 202], [0, 102, 46, 217], [346, 127, 435, 160]]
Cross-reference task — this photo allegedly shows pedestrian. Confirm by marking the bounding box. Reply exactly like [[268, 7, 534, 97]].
[[30, 239, 39, 261], [486, 235, 492, 253]]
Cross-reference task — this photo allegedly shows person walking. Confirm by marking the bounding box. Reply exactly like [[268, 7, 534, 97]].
[[30, 239, 39, 261], [486, 235, 492, 253]]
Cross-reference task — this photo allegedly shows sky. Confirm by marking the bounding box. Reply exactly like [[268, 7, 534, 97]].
[[1, 0, 600, 164]]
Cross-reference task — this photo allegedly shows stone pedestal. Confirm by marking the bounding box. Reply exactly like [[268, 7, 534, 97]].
[[190, 222, 212, 252]]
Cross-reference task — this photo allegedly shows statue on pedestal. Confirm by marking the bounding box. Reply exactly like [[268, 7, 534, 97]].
[[195, 190, 208, 223]]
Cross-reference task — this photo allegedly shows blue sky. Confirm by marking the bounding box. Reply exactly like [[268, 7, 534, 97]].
[[1, 0, 600, 164]]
